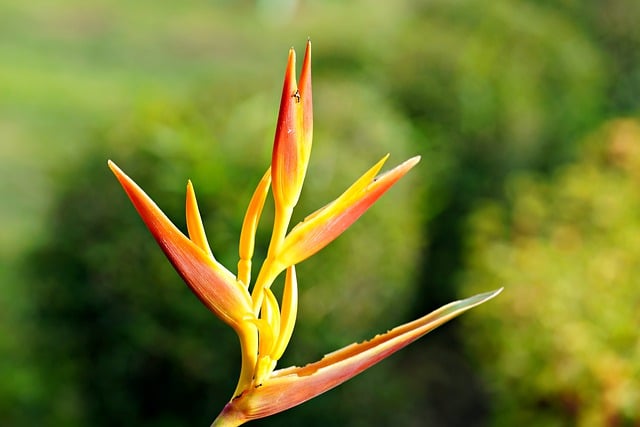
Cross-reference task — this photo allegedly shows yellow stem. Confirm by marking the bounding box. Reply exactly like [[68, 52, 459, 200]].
[[232, 322, 259, 398], [250, 257, 285, 315], [268, 205, 292, 258], [250, 205, 292, 313]]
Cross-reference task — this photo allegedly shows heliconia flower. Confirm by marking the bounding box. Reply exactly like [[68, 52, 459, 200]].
[[109, 40, 501, 427]]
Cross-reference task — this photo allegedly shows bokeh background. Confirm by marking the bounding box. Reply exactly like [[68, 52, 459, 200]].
[[2, 1, 639, 426]]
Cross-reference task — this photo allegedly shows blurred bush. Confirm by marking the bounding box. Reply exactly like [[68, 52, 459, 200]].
[[460, 118, 640, 426], [382, 0, 606, 309]]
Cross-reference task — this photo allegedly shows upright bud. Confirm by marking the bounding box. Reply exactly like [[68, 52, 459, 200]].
[[271, 40, 312, 213]]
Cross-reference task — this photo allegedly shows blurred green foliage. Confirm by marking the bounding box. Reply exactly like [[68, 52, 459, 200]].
[[461, 119, 640, 426], [1, 0, 639, 426]]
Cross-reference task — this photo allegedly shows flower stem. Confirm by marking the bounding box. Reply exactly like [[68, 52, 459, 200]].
[[232, 322, 258, 398], [210, 403, 245, 427]]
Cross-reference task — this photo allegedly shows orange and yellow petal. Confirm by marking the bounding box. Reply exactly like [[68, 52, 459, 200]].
[[108, 160, 253, 328], [186, 180, 215, 259], [214, 288, 501, 424], [238, 168, 272, 287], [271, 265, 298, 362], [279, 155, 420, 266]]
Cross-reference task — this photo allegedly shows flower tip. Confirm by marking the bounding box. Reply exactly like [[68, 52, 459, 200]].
[[390, 156, 420, 175], [287, 47, 296, 66], [300, 39, 312, 108], [107, 160, 129, 185], [406, 155, 421, 169], [281, 47, 298, 97], [455, 287, 503, 309]]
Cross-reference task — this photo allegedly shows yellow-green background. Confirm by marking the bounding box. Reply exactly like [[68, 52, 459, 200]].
[[2, 1, 639, 426]]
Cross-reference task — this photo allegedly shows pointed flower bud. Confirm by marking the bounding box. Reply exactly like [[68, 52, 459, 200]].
[[271, 40, 312, 213]]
